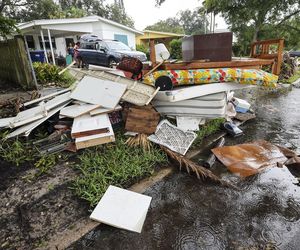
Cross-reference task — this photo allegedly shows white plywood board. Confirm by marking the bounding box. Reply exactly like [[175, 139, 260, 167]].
[[89, 105, 122, 116], [60, 103, 100, 118], [154, 82, 254, 102], [71, 113, 111, 135], [90, 185, 152, 233], [6, 102, 71, 139], [70, 76, 127, 108]]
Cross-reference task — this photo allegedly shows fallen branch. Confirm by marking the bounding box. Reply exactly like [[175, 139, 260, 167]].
[[161, 146, 238, 189]]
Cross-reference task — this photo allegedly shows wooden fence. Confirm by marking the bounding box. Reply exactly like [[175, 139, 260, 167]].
[[0, 35, 35, 89]]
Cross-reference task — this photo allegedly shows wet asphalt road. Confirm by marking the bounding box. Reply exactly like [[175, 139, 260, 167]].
[[70, 87, 300, 250]]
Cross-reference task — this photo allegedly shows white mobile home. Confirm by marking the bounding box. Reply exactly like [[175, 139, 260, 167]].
[[18, 15, 143, 62]]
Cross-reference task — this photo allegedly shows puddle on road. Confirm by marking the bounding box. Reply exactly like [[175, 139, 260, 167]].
[[70, 88, 300, 250]]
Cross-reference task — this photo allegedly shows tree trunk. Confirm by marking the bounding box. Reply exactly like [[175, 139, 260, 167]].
[[252, 27, 259, 42]]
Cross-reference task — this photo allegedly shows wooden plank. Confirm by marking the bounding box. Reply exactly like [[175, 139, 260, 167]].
[[70, 76, 126, 108], [72, 128, 109, 139], [161, 58, 274, 70], [21, 88, 71, 107]]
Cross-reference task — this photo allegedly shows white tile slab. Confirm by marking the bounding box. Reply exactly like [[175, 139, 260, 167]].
[[90, 185, 152, 233], [70, 76, 127, 108]]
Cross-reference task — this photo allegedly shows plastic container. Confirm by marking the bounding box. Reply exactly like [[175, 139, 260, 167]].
[[30, 50, 46, 63], [155, 43, 170, 62]]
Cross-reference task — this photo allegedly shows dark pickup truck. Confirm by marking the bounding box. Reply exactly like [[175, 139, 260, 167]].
[[78, 39, 147, 67]]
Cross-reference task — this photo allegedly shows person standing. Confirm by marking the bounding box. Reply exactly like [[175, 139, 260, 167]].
[[67, 43, 74, 58], [74, 42, 82, 68]]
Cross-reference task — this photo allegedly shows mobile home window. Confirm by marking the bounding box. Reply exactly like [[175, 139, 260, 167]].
[[25, 35, 35, 49], [38, 36, 56, 49], [114, 34, 128, 45]]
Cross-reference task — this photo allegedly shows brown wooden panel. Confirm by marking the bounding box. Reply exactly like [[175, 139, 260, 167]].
[[125, 106, 160, 135]]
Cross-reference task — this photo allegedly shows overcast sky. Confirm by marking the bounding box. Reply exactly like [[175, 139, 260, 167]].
[[108, 0, 228, 31]]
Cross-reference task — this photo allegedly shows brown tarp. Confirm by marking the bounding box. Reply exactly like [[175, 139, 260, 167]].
[[212, 140, 287, 177]]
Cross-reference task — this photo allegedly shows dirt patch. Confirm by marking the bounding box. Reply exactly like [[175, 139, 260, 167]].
[[0, 161, 89, 250]]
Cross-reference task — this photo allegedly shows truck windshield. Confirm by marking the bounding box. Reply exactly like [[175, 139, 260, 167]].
[[105, 41, 131, 51]]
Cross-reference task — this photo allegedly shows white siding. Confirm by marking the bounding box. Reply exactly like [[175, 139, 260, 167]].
[[93, 22, 137, 49]]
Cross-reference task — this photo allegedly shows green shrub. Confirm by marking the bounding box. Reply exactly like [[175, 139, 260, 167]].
[[33, 62, 75, 87], [136, 44, 149, 60], [170, 39, 182, 59]]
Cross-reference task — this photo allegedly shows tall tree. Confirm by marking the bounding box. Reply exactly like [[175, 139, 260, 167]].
[[145, 8, 207, 35], [106, 3, 134, 27], [145, 17, 184, 34], [204, 0, 300, 42], [0, 14, 18, 38]]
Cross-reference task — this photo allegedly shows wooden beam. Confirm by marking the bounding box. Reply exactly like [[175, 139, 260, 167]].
[[160, 58, 274, 71]]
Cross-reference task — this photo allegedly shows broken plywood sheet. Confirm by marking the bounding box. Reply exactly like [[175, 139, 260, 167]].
[[71, 113, 111, 139], [148, 120, 196, 155], [60, 103, 100, 118], [90, 185, 152, 233], [70, 76, 126, 108], [212, 140, 287, 177], [69, 68, 159, 106], [154, 82, 254, 102], [6, 102, 71, 139], [90, 105, 122, 116]]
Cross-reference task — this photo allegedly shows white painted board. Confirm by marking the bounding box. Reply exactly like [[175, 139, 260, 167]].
[[60, 103, 100, 118], [71, 113, 111, 135], [154, 82, 254, 102], [90, 185, 152, 233], [0, 117, 13, 128], [70, 76, 127, 108], [89, 105, 122, 116]]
